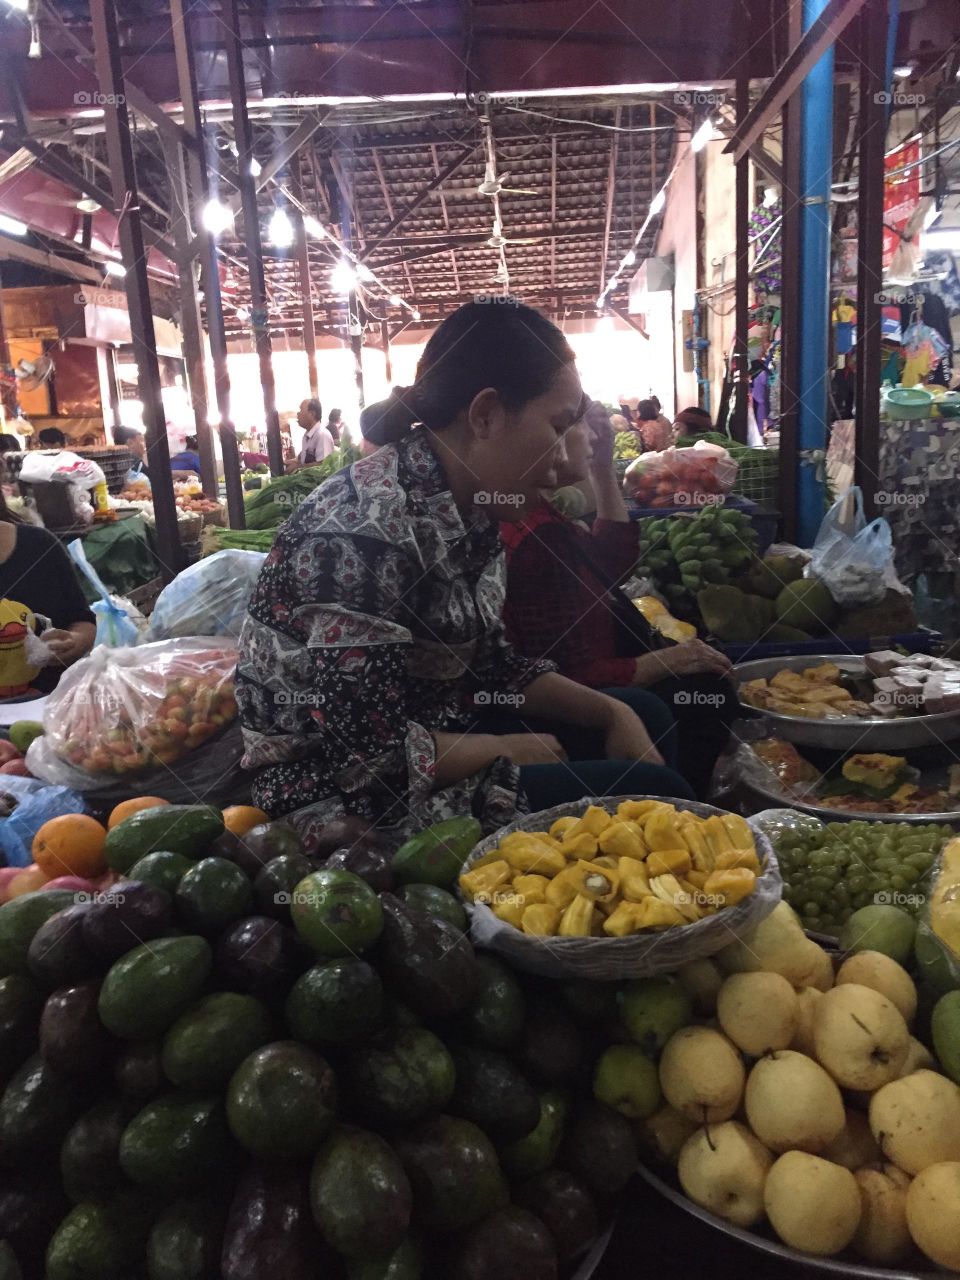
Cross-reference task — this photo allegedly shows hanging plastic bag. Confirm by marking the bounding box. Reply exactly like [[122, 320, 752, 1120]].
[[67, 539, 141, 647], [808, 487, 892, 607], [29, 637, 238, 784], [624, 443, 739, 507], [0, 775, 88, 869], [146, 550, 267, 642]]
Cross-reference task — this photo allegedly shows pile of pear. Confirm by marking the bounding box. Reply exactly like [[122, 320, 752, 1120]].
[[640, 903, 960, 1270]]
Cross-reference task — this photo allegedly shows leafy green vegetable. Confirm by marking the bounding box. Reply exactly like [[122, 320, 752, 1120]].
[[243, 444, 360, 530]]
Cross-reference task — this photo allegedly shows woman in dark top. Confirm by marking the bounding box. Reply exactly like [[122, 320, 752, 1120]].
[[502, 406, 737, 798], [237, 302, 692, 850], [0, 492, 95, 697]]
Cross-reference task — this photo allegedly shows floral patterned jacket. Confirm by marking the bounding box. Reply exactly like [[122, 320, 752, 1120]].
[[236, 428, 554, 848]]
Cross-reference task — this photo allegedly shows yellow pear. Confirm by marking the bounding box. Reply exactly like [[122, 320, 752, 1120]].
[[869, 1070, 960, 1174], [717, 972, 798, 1056], [675, 958, 723, 1015], [637, 1104, 699, 1165], [905, 1161, 960, 1270], [852, 1166, 912, 1265], [659, 1026, 745, 1125], [677, 1121, 773, 1228], [763, 1151, 862, 1255], [795, 944, 835, 993], [899, 1037, 936, 1077], [744, 1050, 845, 1154], [835, 952, 917, 1026], [716, 903, 825, 986], [822, 1108, 882, 1170], [791, 988, 823, 1057], [813, 984, 910, 1090]]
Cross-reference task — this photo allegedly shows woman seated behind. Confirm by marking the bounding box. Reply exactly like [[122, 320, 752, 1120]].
[[236, 302, 692, 851], [502, 405, 736, 799]]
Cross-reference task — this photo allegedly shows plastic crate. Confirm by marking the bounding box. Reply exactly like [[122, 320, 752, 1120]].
[[716, 628, 943, 663], [74, 447, 134, 495], [732, 447, 779, 509]]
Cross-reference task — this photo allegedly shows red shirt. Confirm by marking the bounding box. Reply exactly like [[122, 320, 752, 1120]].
[[501, 503, 640, 688]]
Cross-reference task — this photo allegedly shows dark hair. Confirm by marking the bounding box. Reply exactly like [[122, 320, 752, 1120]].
[[0, 434, 20, 454], [114, 426, 142, 447], [184, 435, 199, 451], [360, 301, 575, 446], [304, 398, 323, 423], [327, 409, 342, 424], [675, 406, 713, 433], [38, 427, 66, 447], [650, 395, 662, 411], [636, 399, 658, 421]]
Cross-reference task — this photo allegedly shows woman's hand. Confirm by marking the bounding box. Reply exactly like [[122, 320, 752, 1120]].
[[585, 402, 616, 473], [498, 733, 568, 765], [637, 640, 733, 683], [42, 626, 93, 666], [602, 699, 664, 765]]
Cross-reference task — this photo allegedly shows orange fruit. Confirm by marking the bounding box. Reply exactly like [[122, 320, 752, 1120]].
[[108, 796, 170, 829], [222, 805, 270, 837], [33, 814, 108, 880], [7, 864, 50, 898]]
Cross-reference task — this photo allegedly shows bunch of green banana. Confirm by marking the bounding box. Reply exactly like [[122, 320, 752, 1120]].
[[634, 507, 758, 615]]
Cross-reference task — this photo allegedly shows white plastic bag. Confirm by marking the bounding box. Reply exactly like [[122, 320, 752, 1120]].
[[809, 487, 892, 607], [19, 450, 105, 489], [147, 550, 267, 642], [461, 796, 781, 979]]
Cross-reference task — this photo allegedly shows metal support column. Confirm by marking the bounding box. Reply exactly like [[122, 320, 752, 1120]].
[[169, 0, 245, 528], [732, 66, 751, 443], [223, 0, 284, 478], [162, 135, 217, 499], [89, 0, 182, 579], [381, 320, 392, 384], [796, 0, 834, 545], [292, 164, 319, 400], [854, 1, 888, 518], [778, 0, 804, 540]]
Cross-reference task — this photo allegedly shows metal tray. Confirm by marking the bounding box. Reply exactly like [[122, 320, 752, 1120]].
[[636, 1163, 945, 1279], [734, 655, 960, 751]]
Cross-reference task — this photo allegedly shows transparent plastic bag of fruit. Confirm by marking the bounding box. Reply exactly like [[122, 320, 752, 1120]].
[[146, 549, 267, 642], [33, 638, 239, 782], [623, 444, 739, 506], [915, 835, 960, 993], [461, 795, 781, 980]]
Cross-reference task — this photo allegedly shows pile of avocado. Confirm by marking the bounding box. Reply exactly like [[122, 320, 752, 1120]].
[[0, 808, 641, 1280]]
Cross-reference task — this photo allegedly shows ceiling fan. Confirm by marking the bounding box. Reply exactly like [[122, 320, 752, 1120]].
[[15, 355, 55, 393]]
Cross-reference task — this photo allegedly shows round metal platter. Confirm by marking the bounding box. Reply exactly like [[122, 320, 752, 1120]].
[[734, 655, 960, 751], [740, 766, 960, 826]]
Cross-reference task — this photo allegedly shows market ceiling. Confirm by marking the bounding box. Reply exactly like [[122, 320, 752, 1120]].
[[0, 0, 953, 336]]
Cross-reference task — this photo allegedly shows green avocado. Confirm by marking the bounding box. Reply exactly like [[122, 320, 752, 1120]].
[[348, 1027, 455, 1127], [497, 1090, 568, 1180], [104, 806, 224, 874], [146, 1198, 225, 1280], [285, 958, 384, 1046], [0, 1053, 86, 1157], [0, 973, 43, 1078], [0, 891, 78, 977], [346, 1237, 423, 1280], [449, 1046, 540, 1142], [119, 1093, 232, 1193], [391, 818, 482, 889], [175, 859, 254, 935], [60, 1098, 134, 1204], [310, 1125, 412, 1259], [126, 851, 194, 896], [45, 1202, 130, 1280], [290, 869, 384, 956], [394, 1115, 508, 1233], [161, 993, 273, 1090], [226, 1041, 337, 1158], [398, 884, 467, 932], [456, 954, 525, 1050], [98, 936, 212, 1040]]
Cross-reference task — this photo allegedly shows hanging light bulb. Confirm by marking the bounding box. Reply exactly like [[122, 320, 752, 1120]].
[[691, 118, 715, 152], [893, 64, 913, 79], [302, 215, 326, 239], [103, 260, 126, 277], [27, 21, 41, 58], [412, 309, 421, 321], [595, 294, 606, 309], [622, 249, 637, 268], [235, 306, 251, 323], [268, 207, 294, 248], [330, 261, 358, 293], [650, 188, 666, 215], [202, 198, 234, 236], [389, 293, 402, 306], [249, 157, 262, 177]]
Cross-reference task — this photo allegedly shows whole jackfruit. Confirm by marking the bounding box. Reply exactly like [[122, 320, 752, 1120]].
[[743, 554, 806, 599], [765, 622, 813, 642], [774, 578, 838, 634], [697, 586, 777, 643]]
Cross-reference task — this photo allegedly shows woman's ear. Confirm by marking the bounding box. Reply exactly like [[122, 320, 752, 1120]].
[[466, 387, 504, 440]]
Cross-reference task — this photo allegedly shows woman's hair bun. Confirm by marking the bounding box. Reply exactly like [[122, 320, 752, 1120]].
[[359, 386, 418, 446]]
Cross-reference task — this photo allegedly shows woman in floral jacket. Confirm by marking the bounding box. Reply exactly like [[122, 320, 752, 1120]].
[[237, 303, 691, 849]]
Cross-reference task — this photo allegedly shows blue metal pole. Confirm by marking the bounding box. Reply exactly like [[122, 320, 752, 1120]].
[[796, 0, 834, 545]]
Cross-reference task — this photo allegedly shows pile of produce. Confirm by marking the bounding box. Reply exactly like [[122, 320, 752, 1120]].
[[242, 443, 360, 532], [613, 431, 641, 464], [175, 495, 221, 518], [635, 900, 960, 1271], [0, 806, 646, 1279], [761, 812, 951, 935], [634, 506, 759, 622], [460, 802, 762, 937], [624, 444, 736, 509]]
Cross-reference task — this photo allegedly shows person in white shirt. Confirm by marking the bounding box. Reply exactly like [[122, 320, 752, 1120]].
[[296, 398, 335, 465]]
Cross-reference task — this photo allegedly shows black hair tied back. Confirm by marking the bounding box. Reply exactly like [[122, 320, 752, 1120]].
[[360, 385, 419, 446]]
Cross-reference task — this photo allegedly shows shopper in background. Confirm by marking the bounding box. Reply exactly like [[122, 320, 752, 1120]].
[[636, 398, 674, 452], [325, 408, 343, 446], [502, 403, 736, 798], [296, 398, 335, 466], [674, 405, 715, 439], [168, 435, 202, 475], [36, 427, 67, 449], [0, 435, 21, 455], [238, 301, 691, 850]]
